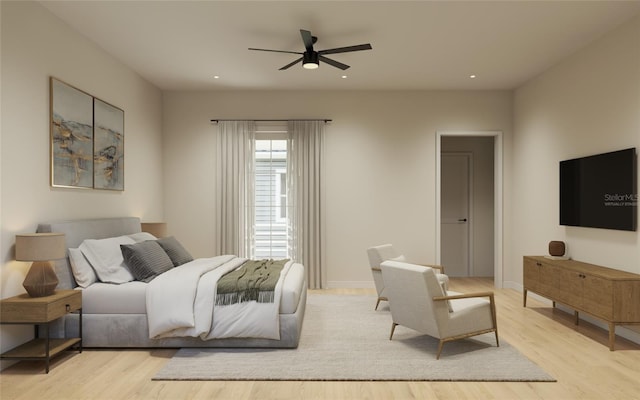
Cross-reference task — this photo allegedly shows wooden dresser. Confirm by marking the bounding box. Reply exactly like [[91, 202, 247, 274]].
[[523, 256, 640, 350]]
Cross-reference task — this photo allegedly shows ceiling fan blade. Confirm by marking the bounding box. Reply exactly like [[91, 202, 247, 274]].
[[318, 43, 372, 55], [279, 57, 303, 70], [319, 55, 350, 70], [248, 48, 302, 55], [300, 29, 314, 52]]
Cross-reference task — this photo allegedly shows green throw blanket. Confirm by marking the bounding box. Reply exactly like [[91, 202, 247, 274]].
[[215, 259, 288, 306]]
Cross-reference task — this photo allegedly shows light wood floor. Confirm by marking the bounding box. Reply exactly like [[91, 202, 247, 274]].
[[1, 279, 639, 400]]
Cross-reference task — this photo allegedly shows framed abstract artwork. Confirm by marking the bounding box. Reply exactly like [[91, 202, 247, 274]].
[[93, 98, 124, 190], [50, 77, 125, 191], [50, 78, 94, 188]]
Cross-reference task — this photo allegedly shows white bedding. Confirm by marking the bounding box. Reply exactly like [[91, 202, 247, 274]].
[[146, 255, 295, 340], [79, 281, 147, 313], [78, 261, 305, 315]]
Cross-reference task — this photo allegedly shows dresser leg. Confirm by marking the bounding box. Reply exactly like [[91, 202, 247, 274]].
[[523, 289, 527, 307], [609, 323, 615, 351], [574, 311, 579, 325]]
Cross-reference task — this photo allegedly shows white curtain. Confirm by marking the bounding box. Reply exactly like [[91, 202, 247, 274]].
[[214, 121, 255, 257], [287, 121, 325, 289]]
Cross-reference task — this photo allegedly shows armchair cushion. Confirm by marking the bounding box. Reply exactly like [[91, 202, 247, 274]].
[[442, 295, 493, 336]]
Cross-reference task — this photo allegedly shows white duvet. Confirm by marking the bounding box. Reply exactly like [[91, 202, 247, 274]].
[[146, 255, 292, 340]]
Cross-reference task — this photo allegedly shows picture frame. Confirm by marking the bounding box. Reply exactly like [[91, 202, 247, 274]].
[[50, 77, 125, 191], [50, 78, 94, 189], [93, 98, 124, 190]]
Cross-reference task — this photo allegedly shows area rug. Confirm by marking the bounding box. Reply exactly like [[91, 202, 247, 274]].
[[153, 294, 555, 381]]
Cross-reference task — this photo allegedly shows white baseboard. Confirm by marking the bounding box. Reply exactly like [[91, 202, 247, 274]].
[[504, 281, 553, 305], [326, 281, 375, 289]]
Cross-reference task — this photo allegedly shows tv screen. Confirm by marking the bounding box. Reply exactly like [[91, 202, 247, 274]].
[[560, 148, 637, 231]]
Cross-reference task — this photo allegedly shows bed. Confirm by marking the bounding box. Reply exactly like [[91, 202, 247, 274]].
[[38, 217, 307, 348]]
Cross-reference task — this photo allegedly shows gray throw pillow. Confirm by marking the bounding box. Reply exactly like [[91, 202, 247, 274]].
[[157, 236, 194, 267], [120, 241, 174, 282]]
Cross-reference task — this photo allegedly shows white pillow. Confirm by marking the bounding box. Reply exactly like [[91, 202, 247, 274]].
[[128, 232, 157, 243], [68, 247, 97, 288], [79, 236, 136, 284]]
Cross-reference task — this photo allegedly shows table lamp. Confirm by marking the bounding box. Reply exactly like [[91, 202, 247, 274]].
[[15, 233, 66, 297], [141, 222, 168, 238]]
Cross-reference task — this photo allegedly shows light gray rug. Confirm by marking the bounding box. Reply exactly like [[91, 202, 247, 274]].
[[153, 294, 555, 381]]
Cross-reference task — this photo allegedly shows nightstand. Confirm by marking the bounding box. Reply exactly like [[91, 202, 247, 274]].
[[1, 290, 82, 373]]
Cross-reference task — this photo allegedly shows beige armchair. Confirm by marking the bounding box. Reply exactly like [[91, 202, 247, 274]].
[[380, 260, 499, 359], [366, 244, 448, 310]]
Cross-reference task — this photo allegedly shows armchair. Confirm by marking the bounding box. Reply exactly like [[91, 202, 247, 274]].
[[366, 244, 448, 310], [380, 260, 499, 359]]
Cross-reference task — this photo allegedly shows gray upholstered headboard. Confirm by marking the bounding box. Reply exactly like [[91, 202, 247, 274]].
[[37, 217, 141, 289]]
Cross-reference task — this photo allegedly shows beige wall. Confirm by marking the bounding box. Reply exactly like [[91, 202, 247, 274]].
[[512, 15, 639, 339], [511, 14, 639, 281], [162, 90, 512, 287], [0, 1, 164, 359]]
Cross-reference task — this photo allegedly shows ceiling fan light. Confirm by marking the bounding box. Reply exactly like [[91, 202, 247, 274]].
[[303, 52, 319, 69]]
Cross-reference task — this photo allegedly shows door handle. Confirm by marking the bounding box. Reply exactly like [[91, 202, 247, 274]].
[[458, 218, 468, 222]]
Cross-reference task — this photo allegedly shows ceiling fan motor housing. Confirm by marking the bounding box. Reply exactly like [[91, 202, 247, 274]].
[[303, 51, 319, 69]]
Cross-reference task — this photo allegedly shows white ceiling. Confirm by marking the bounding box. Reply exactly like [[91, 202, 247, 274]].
[[40, 1, 640, 91]]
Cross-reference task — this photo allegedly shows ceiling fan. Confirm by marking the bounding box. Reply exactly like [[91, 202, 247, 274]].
[[249, 29, 372, 71]]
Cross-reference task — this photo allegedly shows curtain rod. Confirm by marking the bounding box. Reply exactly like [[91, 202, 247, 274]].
[[210, 119, 331, 123]]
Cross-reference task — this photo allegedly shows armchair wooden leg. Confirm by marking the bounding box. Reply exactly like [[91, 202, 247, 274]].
[[375, 296, 387, 311], [436, 340, 445, 360], [389, 323, 398, 340], [489, 293, 499, 348]]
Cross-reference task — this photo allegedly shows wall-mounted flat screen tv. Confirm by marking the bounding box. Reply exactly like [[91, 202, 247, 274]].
[[560, 148, 637, 231]]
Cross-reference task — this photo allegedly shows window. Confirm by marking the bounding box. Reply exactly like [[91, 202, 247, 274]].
[[214, 119, 324, 287], [253, 124, 288, 259]]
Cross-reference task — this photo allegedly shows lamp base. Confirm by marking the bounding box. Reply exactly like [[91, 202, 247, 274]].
[[23, 261, 59, 297]]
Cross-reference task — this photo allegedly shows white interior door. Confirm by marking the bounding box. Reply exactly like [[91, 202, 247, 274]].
[[441, 153, 471, 277]]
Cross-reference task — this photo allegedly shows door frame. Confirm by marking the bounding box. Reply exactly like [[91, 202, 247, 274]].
[[440, 152, 473, 276], [435, 130, 503, 288]]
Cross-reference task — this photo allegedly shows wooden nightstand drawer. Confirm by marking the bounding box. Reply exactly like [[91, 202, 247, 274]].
[[1, 290, 81, 323]]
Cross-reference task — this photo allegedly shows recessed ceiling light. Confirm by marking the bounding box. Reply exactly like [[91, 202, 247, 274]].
[[341, 75, 347, 79], [469, 74, 477, 79], [213, 75, 220, 79]]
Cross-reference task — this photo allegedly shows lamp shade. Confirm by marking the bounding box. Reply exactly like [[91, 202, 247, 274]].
[[141, 222, 168, 238], [15, 233, 66, 261], [16, 233, 65, 297]]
